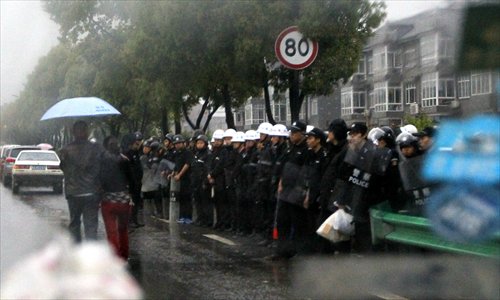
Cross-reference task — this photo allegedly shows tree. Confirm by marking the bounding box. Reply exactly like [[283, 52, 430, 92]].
[[269, 0, 386, 122]]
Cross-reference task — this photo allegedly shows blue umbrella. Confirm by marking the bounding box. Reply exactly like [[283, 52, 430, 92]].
[[40, 97, 121, 121]]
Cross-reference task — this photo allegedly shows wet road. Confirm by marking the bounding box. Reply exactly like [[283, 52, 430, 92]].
[[3, 186, 498, 299], [0, 186, 292, 299]]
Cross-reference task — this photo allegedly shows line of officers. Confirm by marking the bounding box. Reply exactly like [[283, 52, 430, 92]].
[[121, 119, 436, 260]]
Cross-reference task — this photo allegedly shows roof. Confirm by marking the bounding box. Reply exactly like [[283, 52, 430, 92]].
[[365, 5, 464, 49]]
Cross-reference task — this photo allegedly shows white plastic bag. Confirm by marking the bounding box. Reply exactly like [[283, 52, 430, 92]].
[[316, 209, 354, 242]]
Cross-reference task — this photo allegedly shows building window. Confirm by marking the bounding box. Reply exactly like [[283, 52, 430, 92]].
[[374, 82, 402, 112], [374, 82, 386, 112], [404, 48, 417, 68], [457, 75, 471, 99], [405, 82, 416, 104], [439, 36, 454, 59], [373, 46, 387, 73], [353, 92, 366, 114], [420, 34, 438, 65], [388, 51, 402, 69], [355, 58, 365, 76], [388, 87, 402, 111], [438, 78, 455, 99], [311, 98, 318, 116], [367, 56, 373, 75], [273, 98, 287, 122], [254, 104, 265, 124], [422, 72, 438, 107], [341, 88, 353, 116], [341, 88, 365, 116], [245, 103, 253, 125], [471, 72, 492, 95]]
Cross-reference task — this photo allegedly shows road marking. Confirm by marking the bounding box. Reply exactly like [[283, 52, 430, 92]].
[[374, 292, 409, 300], [203, 234, 237, 246]]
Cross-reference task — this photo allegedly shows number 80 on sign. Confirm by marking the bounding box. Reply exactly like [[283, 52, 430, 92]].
[[274, 26, 318, 70]]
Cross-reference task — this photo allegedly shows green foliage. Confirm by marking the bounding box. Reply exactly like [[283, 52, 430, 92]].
[[3, 0, 385, 144], [404, 114, 436, 131]]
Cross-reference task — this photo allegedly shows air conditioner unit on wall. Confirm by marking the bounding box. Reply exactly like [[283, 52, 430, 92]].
[[410, 102, 419, 115]]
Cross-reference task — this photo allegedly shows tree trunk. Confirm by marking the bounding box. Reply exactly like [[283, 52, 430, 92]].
[[263, 76, 276, 125], [222, 84, 235, 129], [182, 102, 196, 129], [174, 105, 182, 134], [288, 70, 302, 122], [161, 104, 169, 136], [203, 104, 221, 132]]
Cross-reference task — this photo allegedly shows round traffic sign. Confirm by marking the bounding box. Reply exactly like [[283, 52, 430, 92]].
[[275, 26, 318, 70]]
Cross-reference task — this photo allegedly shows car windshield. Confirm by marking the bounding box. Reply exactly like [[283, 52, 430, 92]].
[[18, 152, 58, 162], [9, 148, 39, 158]]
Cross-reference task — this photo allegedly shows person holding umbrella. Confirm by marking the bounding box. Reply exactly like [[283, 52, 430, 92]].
[[59, 120, 105, 242]]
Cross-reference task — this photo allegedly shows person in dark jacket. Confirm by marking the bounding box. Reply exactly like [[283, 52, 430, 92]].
[[332, 122, 391, 253], [100, 136, 134, 260], [172, 134, 193, 223], [122, 132, 144, 228], [270, 120, 308, 260], [191, 134, 212, 227], [59, 120, 104, 242], [317, 119, 349, 253], [140, 140, 163, 218], [207, 129, 226, 230], [240, 130, 259, 235], [303, 128, 329, 253]]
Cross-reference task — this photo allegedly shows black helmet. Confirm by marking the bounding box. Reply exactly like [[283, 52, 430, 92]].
[[149, 141, 160, 151], [191, 129, 205, 141], [165, 133, 174, 142], [396, 132, 418, 148], [379, 126, 396, 148], [195, 134, 209, 144], [134, 131, 143, 141], [173, 134, 185, 144]]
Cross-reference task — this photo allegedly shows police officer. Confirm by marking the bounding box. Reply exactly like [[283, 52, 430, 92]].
[[271, 120, 308, 260], [229, 131, 245, 233], [190, 134, 212, 226], [122, 132, 145, 228], [140, 139, 163, 218], [172, 134, 194, 223], [221, 129, 237, 231], [332, 122, 391, 253], [207, 129, 226, 230], [303, 127, 329, 253], [240, 130, 259, 235], [412, 126, 436, 153], [252, 122, 275, 241]]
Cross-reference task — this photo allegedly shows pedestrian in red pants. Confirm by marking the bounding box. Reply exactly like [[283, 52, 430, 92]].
[[101, 193, 132, 260], [101, 136, 134, 260]]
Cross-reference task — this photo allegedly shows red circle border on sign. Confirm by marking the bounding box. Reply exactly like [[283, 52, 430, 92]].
[[274, 26, 319, 70]]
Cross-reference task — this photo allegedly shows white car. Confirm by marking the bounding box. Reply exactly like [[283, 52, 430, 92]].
[[11, 150, 64, 194]]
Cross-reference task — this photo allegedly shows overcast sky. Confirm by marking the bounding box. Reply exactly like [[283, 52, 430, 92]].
[[0, 0, 448, 106]]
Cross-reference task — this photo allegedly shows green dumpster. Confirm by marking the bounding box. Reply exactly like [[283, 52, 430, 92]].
[[370, 201, 500, 258]]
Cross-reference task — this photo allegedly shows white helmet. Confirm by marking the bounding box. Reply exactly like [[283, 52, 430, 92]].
[[223, 128, 236, 138], [402, 124, 418, 135], [306, 125, 314, 133], [368, 127, 384, 144], [256, 122, 273, 135], [244, 130, 259, 140], [270, 124, 289, 137], [212, 129, 224, 140], [232, 131, 245, 143]]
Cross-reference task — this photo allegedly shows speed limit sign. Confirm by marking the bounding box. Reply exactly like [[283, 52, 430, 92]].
[[274, 26, 318, 70]]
